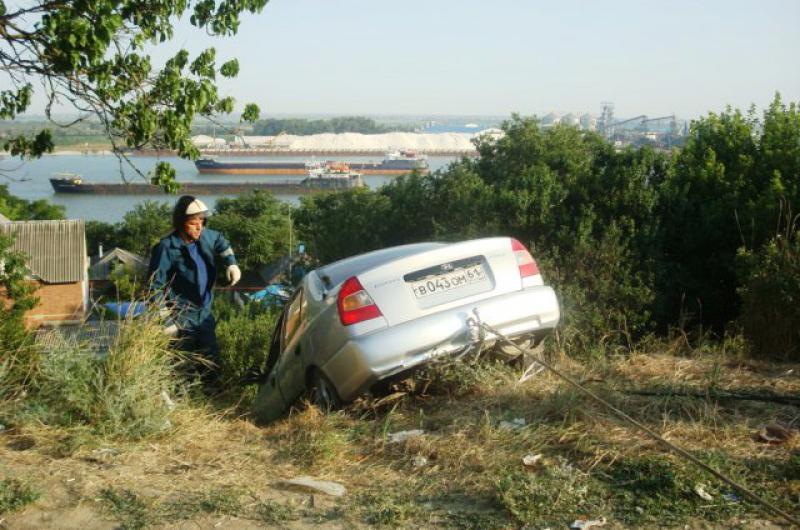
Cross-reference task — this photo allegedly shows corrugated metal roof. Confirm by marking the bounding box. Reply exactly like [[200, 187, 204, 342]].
[[0, 219, 86, 283], [89, 247, 147, 280]]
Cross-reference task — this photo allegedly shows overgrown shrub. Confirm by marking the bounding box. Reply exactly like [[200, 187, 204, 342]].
[[215, 298, 279, 394], [738, 226, 800, 359], [4, 316, 181, 439]]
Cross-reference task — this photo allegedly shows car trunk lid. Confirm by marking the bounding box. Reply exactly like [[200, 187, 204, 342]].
[[355, 237, 524, 328]]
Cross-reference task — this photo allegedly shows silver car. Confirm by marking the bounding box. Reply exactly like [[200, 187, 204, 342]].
[[252, 237, 560, 423]]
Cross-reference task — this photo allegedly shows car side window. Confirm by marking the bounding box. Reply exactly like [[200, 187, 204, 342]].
[[283, 289, 305, 346]]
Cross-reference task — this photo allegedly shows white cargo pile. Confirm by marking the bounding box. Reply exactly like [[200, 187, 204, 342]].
[[190, 135, 227, 149], [193, 130, 502, 153]]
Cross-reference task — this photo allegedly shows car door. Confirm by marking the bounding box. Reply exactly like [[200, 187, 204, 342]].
[[251, 309, 289, 424], [273, 287, 310, 406]]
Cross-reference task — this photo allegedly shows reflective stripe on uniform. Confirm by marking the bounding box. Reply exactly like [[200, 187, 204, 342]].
[[220, 247, 234, 257]]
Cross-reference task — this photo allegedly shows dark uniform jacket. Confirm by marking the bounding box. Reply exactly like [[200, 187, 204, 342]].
[[148, 228, 237, 330]]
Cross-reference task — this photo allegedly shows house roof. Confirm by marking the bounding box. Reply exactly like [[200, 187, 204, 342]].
[[0, 219, 87, 283], [89, 247, 147, 280], [0, 212, 11, 223]]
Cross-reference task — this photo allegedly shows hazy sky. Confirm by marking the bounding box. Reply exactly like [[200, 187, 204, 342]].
[[14, 0, 800, 119]]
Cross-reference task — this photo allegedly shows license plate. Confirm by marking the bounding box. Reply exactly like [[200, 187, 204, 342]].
[[411, 264, 487, 298]]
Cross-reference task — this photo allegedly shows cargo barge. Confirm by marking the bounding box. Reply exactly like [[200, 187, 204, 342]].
[[50, 170, 364, 195], [194, 150, 429, 175]]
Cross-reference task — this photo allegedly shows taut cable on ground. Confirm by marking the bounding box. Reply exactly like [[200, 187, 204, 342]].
[[477, 318, 800, 528]]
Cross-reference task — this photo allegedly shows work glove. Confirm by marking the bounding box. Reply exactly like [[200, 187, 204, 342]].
[[164, 324, 179, 337], [227, 264, 241, 286]]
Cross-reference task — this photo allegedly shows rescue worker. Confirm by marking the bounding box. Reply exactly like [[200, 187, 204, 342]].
[[148, 196, 241, 382]]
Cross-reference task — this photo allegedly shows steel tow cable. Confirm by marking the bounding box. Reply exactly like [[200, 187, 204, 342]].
[[476, 316, 800, 528]]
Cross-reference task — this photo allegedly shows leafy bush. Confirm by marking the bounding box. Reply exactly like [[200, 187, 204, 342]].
[[108, 262, 147, 300], [215, 298, 279, 393], [0, 234, 38, 379], [738, 225, 800, 359]]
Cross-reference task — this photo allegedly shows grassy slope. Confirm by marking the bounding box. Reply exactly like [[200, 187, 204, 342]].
[[0, 348, 798, 529]]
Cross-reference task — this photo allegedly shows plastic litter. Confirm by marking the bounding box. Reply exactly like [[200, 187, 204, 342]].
[[570, 517, 607, 529], [499, 418, 526, 431], [694, 484, 713, 501], [722, 492, 742, 503], [386, 429, 425, 444], [281, 476, 347, 497], [522, 453, 543, 468], [411, 455, 428, 468], [160, 390, 176, 411]]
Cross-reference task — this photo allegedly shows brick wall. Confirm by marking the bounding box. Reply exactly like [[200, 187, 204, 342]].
[[25, 280, 85, 327]]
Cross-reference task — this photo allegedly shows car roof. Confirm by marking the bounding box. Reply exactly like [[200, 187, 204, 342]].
[[315, 242, 446, 289]]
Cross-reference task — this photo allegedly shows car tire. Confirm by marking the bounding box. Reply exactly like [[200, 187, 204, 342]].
[[310, 369, 343, 411]]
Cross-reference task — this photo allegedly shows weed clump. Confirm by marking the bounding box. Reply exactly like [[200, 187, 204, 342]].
[[495, 459, 604, 528], [254, 499, 297, 524], [0, 478, 39, 515], [270, 406, 351, 468], [100, 488, 153, 530], [355, 489, 424, 526]]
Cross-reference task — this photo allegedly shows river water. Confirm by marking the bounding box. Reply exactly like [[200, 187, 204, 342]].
[[2, 154, 460, 223]]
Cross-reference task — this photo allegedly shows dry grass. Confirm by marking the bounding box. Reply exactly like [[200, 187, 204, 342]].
[[1, 340, 798, 528]]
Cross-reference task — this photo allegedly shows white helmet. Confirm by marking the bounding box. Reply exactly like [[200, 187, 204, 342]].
[[185, 198, 209, 217], [173, 195, 210, 230]]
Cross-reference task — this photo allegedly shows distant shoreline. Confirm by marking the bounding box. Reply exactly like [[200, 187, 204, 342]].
[[47, 147, 478, 157]]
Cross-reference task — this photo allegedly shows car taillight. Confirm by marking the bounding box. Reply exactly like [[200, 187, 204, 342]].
[[337, 276, 383, 326], [511, 238, 539, 277]]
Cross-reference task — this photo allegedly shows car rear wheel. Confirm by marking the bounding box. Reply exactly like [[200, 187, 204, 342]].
[[310, 369, 342, 411]]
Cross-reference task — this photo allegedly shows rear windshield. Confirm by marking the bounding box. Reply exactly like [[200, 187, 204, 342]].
[[316, 242, 445, 289]]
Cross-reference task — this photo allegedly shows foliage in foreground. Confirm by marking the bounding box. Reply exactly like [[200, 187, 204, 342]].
[[0, 0, 267, 191], [1, 316, 181, 440], [0, 234, 38, 353]]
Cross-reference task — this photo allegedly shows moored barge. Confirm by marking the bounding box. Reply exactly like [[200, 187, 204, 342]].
[[194, 150, 428, 175], [50, 171, 364, 195]]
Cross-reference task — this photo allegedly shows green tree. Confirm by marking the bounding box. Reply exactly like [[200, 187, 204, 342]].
[[85, 220, 120, 257], [656, 93, 800, 330], [116, 201, 173, 257], [469, 117, 663, 340], [209, 191, 291, 271], [0, 185, 64, 220], [0, 0, 267, 191], [295, 188, 392, 264]]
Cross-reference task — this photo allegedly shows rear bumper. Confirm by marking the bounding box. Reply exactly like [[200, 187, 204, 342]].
[[321, 286, 559, 401]]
